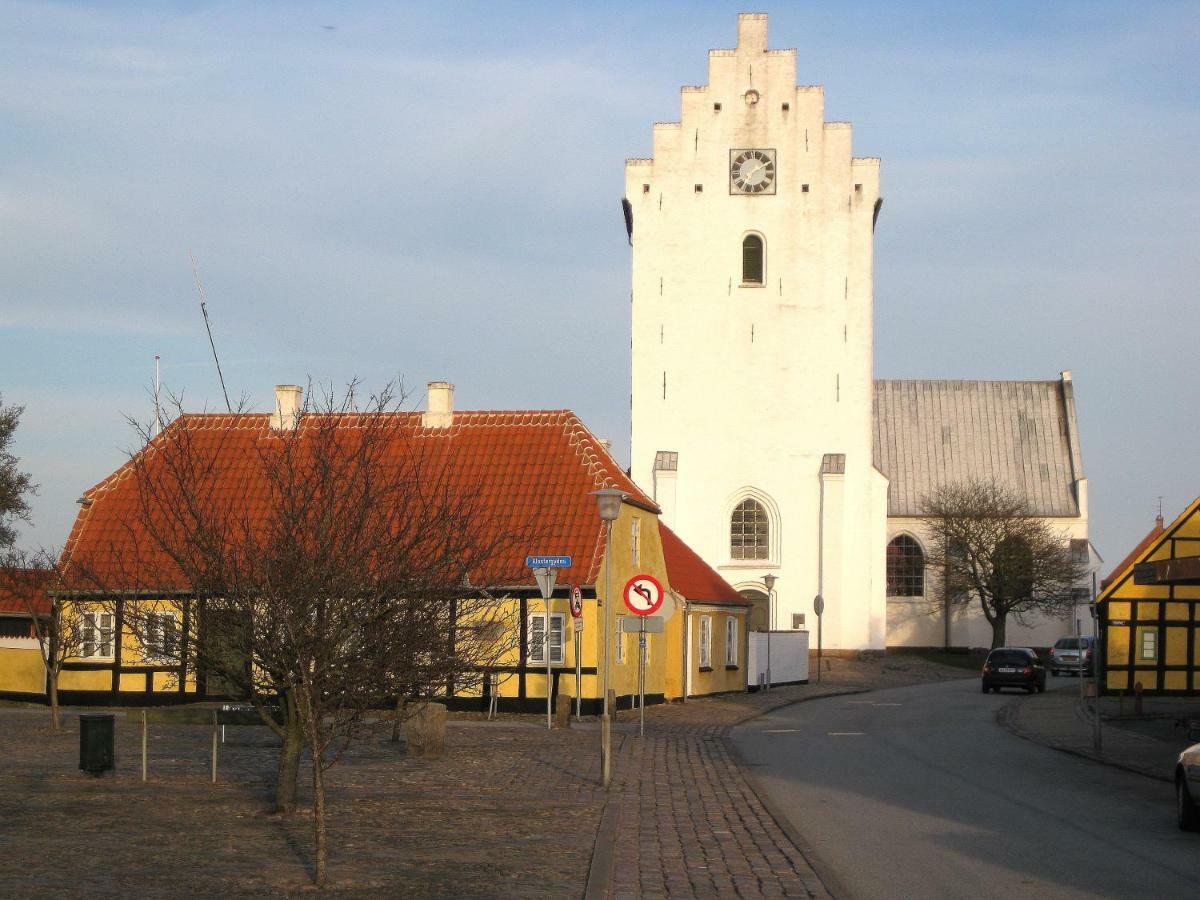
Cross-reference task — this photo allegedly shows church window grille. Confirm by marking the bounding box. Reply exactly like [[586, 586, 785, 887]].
[[695, 184, 703, 193], [713, 102, 722, 112], [742, 235, 764, 285], [731, 498, 770, 560], [886, 535, 924, 597]]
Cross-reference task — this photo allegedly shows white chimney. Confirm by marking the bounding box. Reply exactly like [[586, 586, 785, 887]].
[[270, 384, 302, 430], [423, 381, 455, 428]]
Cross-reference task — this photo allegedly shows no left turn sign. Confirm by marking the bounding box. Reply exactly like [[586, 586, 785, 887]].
[[622, 574, 664, 616]]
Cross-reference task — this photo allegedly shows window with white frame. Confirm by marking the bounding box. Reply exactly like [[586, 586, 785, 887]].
[[145, 612, 178, 662], [725, 617, 738, 666], [82, 611, 115, 659], [1140, 629, 1158, 661], [528, 612, 565, 665], [699, 615, 712, 669]]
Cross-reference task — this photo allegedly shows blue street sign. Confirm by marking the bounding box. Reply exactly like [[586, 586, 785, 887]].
[[526, 555, 572, 569]]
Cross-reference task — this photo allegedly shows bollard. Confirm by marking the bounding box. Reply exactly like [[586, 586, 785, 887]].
[[555, 692, 572, 729], [141, 710, 147, 783], [1134, 681, 1144, 717], [211, 711, 218, 783]]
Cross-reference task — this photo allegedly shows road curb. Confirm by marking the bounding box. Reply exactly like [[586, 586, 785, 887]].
[[582, 733, 626, 900], [995, 700, 1172, 784]]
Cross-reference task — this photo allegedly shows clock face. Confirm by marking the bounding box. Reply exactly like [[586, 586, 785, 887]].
[[730, 148, 776, 194]]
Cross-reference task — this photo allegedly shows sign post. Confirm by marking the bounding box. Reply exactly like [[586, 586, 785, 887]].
[[528, 556, 571, 731], [814, 593, 825, 685], [570, 586, 583, 720], [622, 574, 664, 737]]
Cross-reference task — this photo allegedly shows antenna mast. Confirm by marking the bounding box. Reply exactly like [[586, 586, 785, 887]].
[[153, 355, 164, 437], [190, 251, 232, 413]]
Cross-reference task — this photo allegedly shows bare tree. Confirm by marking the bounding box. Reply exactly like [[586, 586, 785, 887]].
[[0, 551, 88, 730], [922, 479, 1085, 649], [65, 382, 529, 887], [0, 395, 36, 549]]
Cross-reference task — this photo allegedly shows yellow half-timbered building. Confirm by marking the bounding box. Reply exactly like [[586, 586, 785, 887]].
[[0, 383, 749, 710], [1098, 496, 1200, 695]]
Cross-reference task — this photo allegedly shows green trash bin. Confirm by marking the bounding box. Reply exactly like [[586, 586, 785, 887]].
[[79, 713, 115, 775]]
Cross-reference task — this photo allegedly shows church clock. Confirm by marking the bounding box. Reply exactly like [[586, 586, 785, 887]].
[[729, 148, 776, 195]]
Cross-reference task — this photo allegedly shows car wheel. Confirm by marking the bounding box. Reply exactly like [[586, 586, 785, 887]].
[[1177, 775, 1198, 831]]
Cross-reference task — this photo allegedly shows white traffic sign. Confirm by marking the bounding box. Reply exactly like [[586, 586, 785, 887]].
[[622, 574, 664, 616], [619, 615, 665, 634], [534, 567, 558, 600], [569, 586, 583, 618], [574, 618, 584, 633]]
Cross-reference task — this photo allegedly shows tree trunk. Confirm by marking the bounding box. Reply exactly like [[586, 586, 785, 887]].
[[390, 695, 405, 743], [48, 668, 60, 732], [274, 692, 303, 815], [312, 749, 328, 887], [991, 614, 1007, 649]]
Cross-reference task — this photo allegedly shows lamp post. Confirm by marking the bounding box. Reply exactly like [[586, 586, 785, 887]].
[[762, 574, 776, 693], [590, 488, 624, 790]]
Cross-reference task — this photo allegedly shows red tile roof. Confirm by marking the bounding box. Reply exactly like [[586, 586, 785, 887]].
[[0, 568, 51, 617], [659, 524, 748, 606], [62, 410, 656, 591], [1101, 516, 1165, 590]]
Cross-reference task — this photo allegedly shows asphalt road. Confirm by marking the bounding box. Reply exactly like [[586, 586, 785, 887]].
[[731, 677, 1200, 899]]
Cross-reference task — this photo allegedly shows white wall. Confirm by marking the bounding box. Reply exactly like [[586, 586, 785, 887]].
[[627, 13, 886, 650], [748, 629, 810, 687], [884, 513, 1095, 649]]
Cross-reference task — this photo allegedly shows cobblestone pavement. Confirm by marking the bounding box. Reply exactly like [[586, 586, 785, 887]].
[[0, 656, 970, 897], [598, 655, 975, 899], [999, 682, 1200, 783]]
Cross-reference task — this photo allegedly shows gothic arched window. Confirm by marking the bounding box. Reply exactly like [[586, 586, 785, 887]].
[[886, 535, 924, 597], [742, 234, 764, 285], [731, 498, 769, 560]]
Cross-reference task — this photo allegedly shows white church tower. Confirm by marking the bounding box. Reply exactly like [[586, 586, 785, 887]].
[[627, 13, 889, 650]]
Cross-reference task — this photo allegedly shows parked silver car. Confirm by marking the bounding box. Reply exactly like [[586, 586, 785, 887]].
[[1048, 635, 1095, 676], [1176, 742, 1200, 830]]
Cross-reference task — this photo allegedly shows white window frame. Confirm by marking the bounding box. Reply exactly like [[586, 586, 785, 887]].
[[725, 617, 738, 667], [1140, 629, 1158, 661], [145, 612, 179, 662], [82, 611, 115, 660], [699, 615, 712, 669], [528, 612, 565, 665]]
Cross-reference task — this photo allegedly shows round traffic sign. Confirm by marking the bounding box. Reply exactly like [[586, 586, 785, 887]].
[[622, 574, 664, 616], [570, 586, 583, 618], [814, 593, 825, 616]]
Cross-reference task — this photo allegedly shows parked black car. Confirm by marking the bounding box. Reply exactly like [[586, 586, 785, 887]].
[[982, 647, 1046, 694]]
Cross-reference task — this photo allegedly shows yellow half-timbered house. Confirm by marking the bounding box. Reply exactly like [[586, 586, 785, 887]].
[[1098, 496, 1200, 695]]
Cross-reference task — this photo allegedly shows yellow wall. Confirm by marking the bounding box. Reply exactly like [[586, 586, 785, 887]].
[[0, 646, 46, 694], [687, 608, 748, 696], [1099, 497, 1200, 694]]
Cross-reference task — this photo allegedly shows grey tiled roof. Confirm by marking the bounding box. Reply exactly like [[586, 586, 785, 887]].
[[873, 380, 1083, 518]]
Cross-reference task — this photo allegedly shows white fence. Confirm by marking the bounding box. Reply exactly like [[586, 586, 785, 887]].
[[747, 630, 810, 689]]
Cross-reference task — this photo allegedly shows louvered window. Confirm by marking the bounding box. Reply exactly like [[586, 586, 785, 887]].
[[528, 613, 564, 665], [82, 612, 115, 659], [145, 613, 178, 661], [742, 235, 764, 284], [699, 615, 712, 669], [725, 618, 738, 666]]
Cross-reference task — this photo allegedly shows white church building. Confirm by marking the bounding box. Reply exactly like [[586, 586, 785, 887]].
[[625, 13, 1090, 652]]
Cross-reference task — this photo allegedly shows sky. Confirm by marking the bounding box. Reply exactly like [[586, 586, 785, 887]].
[[1, 1, 1197, 568]]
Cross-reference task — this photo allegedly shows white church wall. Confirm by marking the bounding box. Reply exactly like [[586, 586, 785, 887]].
[[885, 513, 1093, 650], [627, 13, 886, 650]]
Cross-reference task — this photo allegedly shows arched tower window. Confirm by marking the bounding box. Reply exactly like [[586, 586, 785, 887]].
[[731, 498, 769, 560], [886, 535, 924, 597], [742, 234, 764, 285]]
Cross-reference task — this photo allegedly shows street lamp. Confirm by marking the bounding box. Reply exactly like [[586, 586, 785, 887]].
[[762, 574, 776, 693], [590, 487, 624, 790]]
